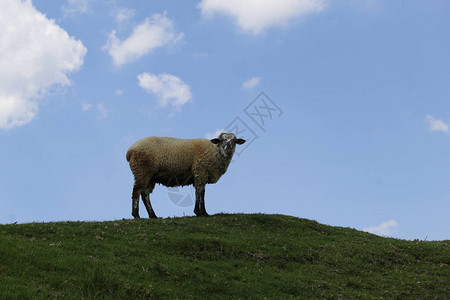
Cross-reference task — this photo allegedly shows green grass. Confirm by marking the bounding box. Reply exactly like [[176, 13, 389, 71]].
[[0, 214, 448, 299]]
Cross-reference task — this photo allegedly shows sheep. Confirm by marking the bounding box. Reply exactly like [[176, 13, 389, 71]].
[[126, 132, 246, 218]]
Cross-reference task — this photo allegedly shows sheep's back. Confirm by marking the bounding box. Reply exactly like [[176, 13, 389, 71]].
[[128, 136, 214, 174]]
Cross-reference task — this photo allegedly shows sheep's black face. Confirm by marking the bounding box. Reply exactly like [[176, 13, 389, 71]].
[[210, 133, 246, 159]]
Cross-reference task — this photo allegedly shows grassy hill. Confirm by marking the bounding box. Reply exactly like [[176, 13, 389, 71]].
[[0, 214, 448, 299]]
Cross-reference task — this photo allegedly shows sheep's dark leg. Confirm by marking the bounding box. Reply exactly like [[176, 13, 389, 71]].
[[141, 181, 157, 218], [194, 191, 200, 216], [141, 184, 157, 219], [194, 185, 208, 217], [200, 187, 208, 216], [132, 184, 141, 219]]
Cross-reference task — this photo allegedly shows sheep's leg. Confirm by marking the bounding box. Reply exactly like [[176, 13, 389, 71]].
[[132, 184, 141, 219], [200, 187, 209, 216], [194, 185, 208, 217], [141, 183, 157, 219], [194, 192, 200, 216], [141, 192, 157, 219]]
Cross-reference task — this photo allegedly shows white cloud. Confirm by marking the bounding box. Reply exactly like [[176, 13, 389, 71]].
[[364, 220, 398, 237], [97, 103, 109, 119], [0, 96, 38, 129], [115, 89, 124, 96], [103, 12, 184, 66], [193, 52, 209, 58], [198, 0, 326, 35], [205, 129, 225, 139], [115, 7, 135, 24], [242, 76, 262, 90], [0, 0, 87, 130], [81, 102, 92, 111], [425, 115, 449, 133], [138, 73, 192, 108], [81, 102, 109, 119], [347, 0, 380, 11], [63, 0, 89, 15]]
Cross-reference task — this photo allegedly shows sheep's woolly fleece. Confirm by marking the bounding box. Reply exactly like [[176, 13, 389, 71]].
[[126, 137, 232, 188]]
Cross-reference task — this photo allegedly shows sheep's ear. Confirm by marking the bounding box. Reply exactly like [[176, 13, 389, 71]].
[[210, 138, 221, 144], [236, 138, 246, 145]]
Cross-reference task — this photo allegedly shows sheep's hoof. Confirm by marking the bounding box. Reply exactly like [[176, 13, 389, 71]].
[[132, 214, 140, 219], [194, 209, 209, 217], [149, 214, 158, 219]]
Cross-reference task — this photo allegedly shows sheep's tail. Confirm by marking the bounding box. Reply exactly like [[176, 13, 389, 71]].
[[126, 149, 133, 162]]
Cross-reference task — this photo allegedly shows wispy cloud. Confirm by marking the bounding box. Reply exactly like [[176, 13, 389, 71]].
[[103, 12, 184, 66], [137, 73, 192, 108], [114, 7, 135, 24], [81, 102, 92, 111], [62, 0, 89, 16], [97, 103, 109, 119], [81, 102, 110, 119], [242, 76, 262, 90], [205, 129, 225, 139], [425, 115, 448, 133], [347, 0, 380, 11], [193, 52, 209, 59], [364, 220, 398, 237], [198, 0, 326, 35]]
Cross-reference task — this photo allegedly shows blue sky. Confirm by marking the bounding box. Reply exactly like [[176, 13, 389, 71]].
[[1, 0, 449, 240]]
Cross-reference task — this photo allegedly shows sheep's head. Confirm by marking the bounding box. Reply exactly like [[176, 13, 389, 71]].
[[211, 132, 246, 159]]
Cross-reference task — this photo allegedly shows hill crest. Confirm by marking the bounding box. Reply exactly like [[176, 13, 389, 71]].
[[1, 213, 448, 298]]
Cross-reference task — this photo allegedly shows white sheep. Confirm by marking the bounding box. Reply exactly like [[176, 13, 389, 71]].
[[126, 132, 246, 218]]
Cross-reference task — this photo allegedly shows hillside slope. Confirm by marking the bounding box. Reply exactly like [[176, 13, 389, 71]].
[[0, 214, 448, 298]]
